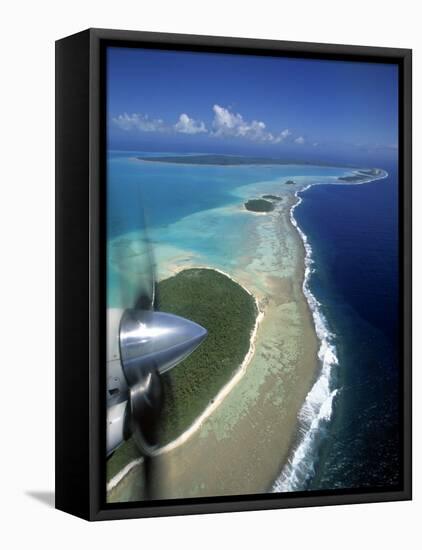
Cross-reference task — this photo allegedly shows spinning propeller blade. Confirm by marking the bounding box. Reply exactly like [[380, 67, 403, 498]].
[[110, 198, 207, 458]]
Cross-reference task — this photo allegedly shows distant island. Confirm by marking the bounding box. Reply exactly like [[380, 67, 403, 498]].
[[359, 168, 383, 176], [285, 180, 295, 185], [107, 268, 258, 480], [337, 168, 385, 183], [244, 199, 275, 213], [137, 154, 357, 168]]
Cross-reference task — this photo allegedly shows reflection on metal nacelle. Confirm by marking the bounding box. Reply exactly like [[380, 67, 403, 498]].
[[107, 308, 207, 456]]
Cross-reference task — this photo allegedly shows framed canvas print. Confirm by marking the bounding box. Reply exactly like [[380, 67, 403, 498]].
[[55, 28, 412, 521]]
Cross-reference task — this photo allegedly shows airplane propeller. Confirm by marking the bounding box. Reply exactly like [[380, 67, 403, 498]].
[[108, 201, 207, 497]]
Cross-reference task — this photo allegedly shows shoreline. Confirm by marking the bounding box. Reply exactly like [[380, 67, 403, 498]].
[[272, 169, 389, 491], [153, 267, 264, 456], [107, 458, 143, 493], [272, 187, 339, 491]]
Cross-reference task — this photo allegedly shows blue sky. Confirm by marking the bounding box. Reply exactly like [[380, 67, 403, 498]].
[[107, 46, 398, 162]]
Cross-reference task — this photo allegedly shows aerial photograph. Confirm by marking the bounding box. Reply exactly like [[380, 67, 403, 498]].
[[105, 46, 400, 502]]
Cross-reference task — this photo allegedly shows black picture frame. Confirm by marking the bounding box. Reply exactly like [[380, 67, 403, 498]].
[[55, 28, 412, 521]]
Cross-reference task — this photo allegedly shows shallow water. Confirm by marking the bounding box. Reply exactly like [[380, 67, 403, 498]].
[[107, 151, 351, 307]]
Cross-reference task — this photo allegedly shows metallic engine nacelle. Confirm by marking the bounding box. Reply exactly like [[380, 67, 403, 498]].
[[106, 308, 207, 455]]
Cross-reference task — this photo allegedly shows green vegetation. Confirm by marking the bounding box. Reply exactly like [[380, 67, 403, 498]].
[[107, 438, 140, 482], [157, 268, 257, 443], [285, 180, 295, 185], [138, 154, 288, 166], [107, 268, 257, 480], [244, 199, 275, 213], [262, 194, 282, 201], [137, 154, 357, 168]]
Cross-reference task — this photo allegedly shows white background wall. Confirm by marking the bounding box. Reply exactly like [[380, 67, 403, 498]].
[[0, 1, 419, 547]]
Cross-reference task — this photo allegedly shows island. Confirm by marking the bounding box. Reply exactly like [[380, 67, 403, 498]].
[[107, 268, 258, 481], [244, 199, 275, 213], [359, 168, 382, 176], [137, 154, 357, 168], [285, 180, 295, 185], [338, 168, 385, 183]]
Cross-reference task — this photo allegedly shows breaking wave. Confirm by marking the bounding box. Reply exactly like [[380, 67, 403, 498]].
[[272, 186, 339, 492]]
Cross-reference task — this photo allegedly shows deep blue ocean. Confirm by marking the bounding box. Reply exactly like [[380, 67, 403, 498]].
[[294, 158, 400, 490]]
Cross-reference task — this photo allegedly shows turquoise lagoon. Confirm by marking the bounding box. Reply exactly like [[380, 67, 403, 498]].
[[107, 151, 353, 307]]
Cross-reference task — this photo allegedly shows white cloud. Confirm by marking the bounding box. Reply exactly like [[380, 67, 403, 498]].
[[113, 113, 168, 132], [174, 113, 207, 134], [211, 105, 294, 145], [211, 105, 275, 142], [112, 106, 302, 146], [272, 128, 292, 143]]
